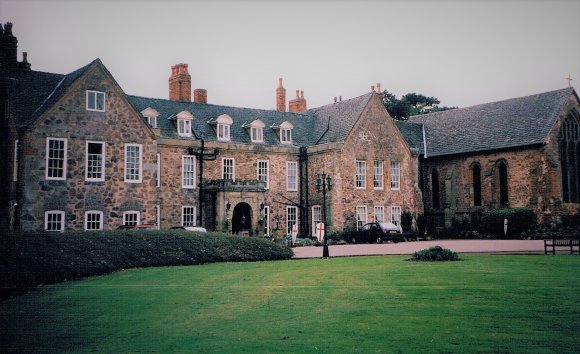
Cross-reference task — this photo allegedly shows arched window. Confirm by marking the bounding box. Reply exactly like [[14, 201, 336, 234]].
[[431, 169, 440, 209], [497, 160, 509, 206], [471, 162, 482, 207], [560, 113, 580, 203]]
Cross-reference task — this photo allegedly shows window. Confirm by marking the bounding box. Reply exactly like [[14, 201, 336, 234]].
[[498, 160, 509, 206], [217, 123, 231, 141], [312, 205, 322, 237], [374, 206, 385, 223], [287, 161, 298, 191], [287, 206, 298, 235], [280, 128, 292, 144], [472, 163, 482, 207], [560, 114, 580, 203], [432, 169, 440, 209], [373, 160, 384, 189], [124, 144, 142, 183], [85, 211, 103, 231], [391, 206, 401, 226], [222, 158, 235, 180], [13, 139, 18, 182], [251, 127, 263, 143], [182, 206, 196, 227], [262, 205, 270, 236], [45, 211, 65, 232], [390, 160, 400, 190], [123, 211, 140, 226], [46, 138, 67, 180], [86, 141, 105, 182], [356, 206, 367, 230], [257, 160, 269, 189], [178, 119, 192, 137], [146, 116, 157, 129], [355, 160, 366, 189], [86, 90, 105, 112], [182, 155, 196, 189]]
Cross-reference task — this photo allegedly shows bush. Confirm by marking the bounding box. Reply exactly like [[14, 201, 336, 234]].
[[401, 211, 413, 233], [294, 238, 314, 247], [0, 230, 293, 298], [410, 246, 460, 261], [481, 208, 537, 237]]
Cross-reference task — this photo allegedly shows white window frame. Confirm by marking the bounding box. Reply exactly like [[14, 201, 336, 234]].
[[182, 155, 196, 189], [222, 158, 235, 180], [86, 90, 105, 112], [45, 210, 65, 232], [356, 205, 367, 230], [374, 206, 385, 223], [286, 161, 298, 191], [178, 119, 192, 137], [312, 205, 322, 237], [46, 138, 67, 180], [146, 116, 157, 129], [13, 139, 18, 182], [84, 210, 104, 231], [263, 205, 270, 236], [391, 206, 401, 226], [391, 160, 401, 190], [280, 128, 292, 144], [257, 160, 269, 189], [124, 144, 142, 183], [287, 206, 298, 235], [355, 160, 366, 189], [251, 126, 264, 143], [123, 211, 140, 226], [217, 123, 231, 141], [86, 141, 105, 182], [182, 206, 197, 227], [373, 160, 384, 190]]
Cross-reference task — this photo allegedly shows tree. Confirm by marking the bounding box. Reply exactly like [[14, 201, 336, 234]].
[[382, 90, 456, 121]]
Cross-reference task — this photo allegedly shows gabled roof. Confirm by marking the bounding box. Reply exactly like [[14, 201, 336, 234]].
[[6, 59, 99, 128], [394, 120, 424, 155], [408, 88, 576, 157]]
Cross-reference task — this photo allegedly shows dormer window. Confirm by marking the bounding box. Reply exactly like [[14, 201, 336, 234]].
[[243, 119, 265, 143], [86, 90, 105, 112], [169, 110, 193, 137], [209, 114, 233, 142], [141, 107, 160, 129], [271, 121, 293, 144]]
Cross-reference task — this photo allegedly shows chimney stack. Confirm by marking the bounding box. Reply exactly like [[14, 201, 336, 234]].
[[276, 78, 286, 112], [371, 85, 375, 92], [377, 83, 381, 93], [0, 22, 24, 70], [168, 63, 191, 101], [194, 88, 207, 104], [334, 97, 337, 103], [289, 89, 307, 112]]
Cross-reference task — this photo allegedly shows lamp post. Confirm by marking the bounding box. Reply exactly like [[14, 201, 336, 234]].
[[316, 172, 332, 258]]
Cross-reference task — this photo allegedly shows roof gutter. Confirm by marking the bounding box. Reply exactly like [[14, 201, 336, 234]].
[[422, 124, 428, 158]]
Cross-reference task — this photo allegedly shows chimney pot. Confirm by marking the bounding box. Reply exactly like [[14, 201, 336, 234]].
[[300, 90, 304, 99], [334, 97, 337, 103], [22, 52, 28, 63], [377, 83, 381, 93], [339, 96, 342, 102], [371, 85, 375, 92], [278, 78, 283, 87]]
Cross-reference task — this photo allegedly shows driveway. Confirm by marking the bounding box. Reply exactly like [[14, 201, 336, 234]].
[[291, 239, 545, 258]]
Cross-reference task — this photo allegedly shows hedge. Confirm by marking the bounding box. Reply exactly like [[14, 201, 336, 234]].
[[0, 230, 293, 298], [481, 208, 537, 236]]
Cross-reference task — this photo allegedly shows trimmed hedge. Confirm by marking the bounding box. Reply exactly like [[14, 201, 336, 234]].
[[410, 246, 460, 262], [481, 208, 537, 237], [0, 230, 293, 297]]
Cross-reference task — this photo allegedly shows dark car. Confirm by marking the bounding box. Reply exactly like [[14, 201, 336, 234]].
[[346, 222, 405, 244]]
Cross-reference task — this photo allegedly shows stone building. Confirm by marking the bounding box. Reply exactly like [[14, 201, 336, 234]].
[[1, 23, 577, 235]]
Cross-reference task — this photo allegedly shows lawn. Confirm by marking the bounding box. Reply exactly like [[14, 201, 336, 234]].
[[1, 255, 579, 353]]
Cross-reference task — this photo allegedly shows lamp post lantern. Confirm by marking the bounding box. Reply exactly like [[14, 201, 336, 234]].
[[316, 172, 332, 258]]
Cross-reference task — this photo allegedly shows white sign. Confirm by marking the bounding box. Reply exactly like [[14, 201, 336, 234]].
[[291, 224, 298, 245], [316, 223, 325, 242]]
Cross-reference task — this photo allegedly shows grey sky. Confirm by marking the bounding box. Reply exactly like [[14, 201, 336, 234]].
[[1, 0, 579, 110]]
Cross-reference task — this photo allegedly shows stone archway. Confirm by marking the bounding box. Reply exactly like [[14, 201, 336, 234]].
[[232, 202, 252, 236]]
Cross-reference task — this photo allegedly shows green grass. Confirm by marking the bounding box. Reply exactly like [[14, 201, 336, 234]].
[[1, 255, 579, 353]]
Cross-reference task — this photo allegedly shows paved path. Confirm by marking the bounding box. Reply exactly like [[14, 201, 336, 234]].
[[291, 240, 545, 258]]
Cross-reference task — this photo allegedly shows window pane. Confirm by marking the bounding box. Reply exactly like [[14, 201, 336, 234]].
[[87, 142, 104, 180], [356, 206, 367, 229], [287, 162, 297, 191], [182, 207, 196, 227], [183, 156, 196, 188], [47, 139, 66, 179], [355, 160, 366, 188], [373, 160, 383, 189], [125, 145, 141, 182], [391, 161, 400, 189]]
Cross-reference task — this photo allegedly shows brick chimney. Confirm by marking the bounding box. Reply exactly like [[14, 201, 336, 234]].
[[169, 63, 191, 101], [276, 78, 286, 112], [289, 89, 307, 113], [194, 89, 207, 104]]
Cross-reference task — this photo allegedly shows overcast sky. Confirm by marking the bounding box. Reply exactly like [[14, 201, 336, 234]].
[[1, 0, 579, 110]]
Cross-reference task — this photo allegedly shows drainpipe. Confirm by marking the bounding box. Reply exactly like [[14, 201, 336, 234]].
[[299, 146, 309, 237]]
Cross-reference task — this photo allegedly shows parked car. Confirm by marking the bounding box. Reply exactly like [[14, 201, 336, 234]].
[[184, 226, 207, 233], [345, 222, 404, 244], [116, 224, 157, 231]]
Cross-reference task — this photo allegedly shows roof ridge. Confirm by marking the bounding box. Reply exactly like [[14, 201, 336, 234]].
[[307, 91, 374, 112]]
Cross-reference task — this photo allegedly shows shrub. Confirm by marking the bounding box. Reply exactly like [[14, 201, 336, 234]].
[[481, 208, 537, 237], [410, 246, 460, 261], [294, 238, 314, 247], [0, 230, 293, 298], [401, 211, 413, 233]]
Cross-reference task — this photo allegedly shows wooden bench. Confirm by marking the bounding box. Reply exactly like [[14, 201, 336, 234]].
[[544, 239, 580, 255]]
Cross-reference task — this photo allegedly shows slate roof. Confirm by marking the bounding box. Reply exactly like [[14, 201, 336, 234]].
[[394, 120, 424, 154], [5, 59, 98, 128], [408, 88, 575, 157], [126, 92, 375, 147]]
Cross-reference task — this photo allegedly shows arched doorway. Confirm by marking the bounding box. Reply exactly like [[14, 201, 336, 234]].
[[232, 202, 252, 235]]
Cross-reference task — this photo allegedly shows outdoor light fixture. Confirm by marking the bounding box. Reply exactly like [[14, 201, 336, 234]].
[[260, 202, 265, 211], [226, 201, 231, 212], [316, 172, 332, 258], [241, 214, 247, 225]]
